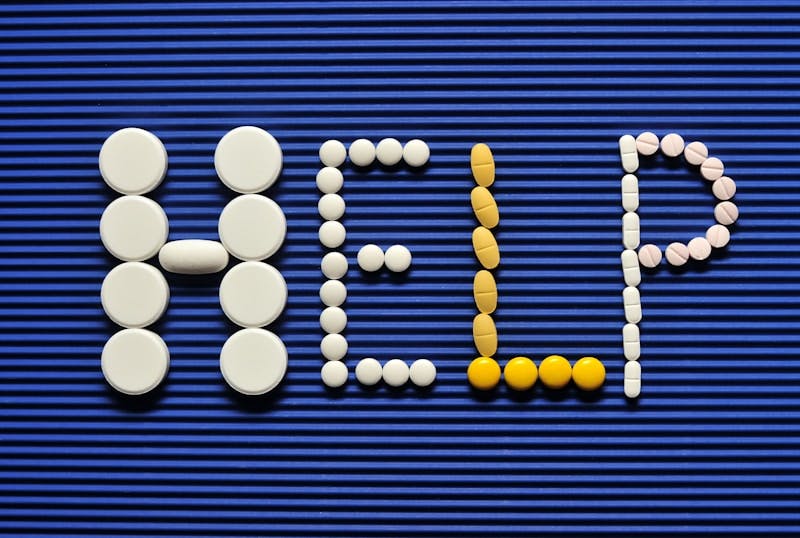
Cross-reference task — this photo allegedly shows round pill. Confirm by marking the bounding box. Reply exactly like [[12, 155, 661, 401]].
[[100, 196, 168, 261], [382, 359, 410, 387], [357, 244, 384, 272], [321, 360, 348, 388], [102, 328, 169, 395], [403, 139, 430, 167], [321, 333, 347, 361], [319, 220, 346, 248], [99, 128, 168, 195], [467, 357, 501, 391], [688, 236, 712, 261], [384, 244, 412, 272], [101, 262, 169, 328], [320, 306, 347, 334], [538, 355, 572, 390], [571, 357, 605, 391], [712, 176, 737, 201], [715, 201, 739, 225], [220, 328, 287, 395], [219, 261, 287, 328], [684, 141, 709, 165], [214, 126, 282, 194], [706, 224, 731, 249], [318, 193, 346, 221], [319, 140, 347, 168], [320, 279, 347, 307], [218, 194, 286, 261], [660, 133, 685, 158], [638, 244, 663, 268], [409, 359, 437, 387], [321, 252, 348, 279], [503, 356, 538, 391], [348, 138, 375, 167], [375, 138, 404, 166], [355, 357, 383, 386], [635, 132, 660, 156], [316, 167, 344, 194], [701, 157, 724, 181], [665, 242, 690, 267]]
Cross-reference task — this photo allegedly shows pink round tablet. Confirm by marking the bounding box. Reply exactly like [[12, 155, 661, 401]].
[[712, 176, 736, 200], [687, 237, 712, 261], [714, 201, 739, 225], [660, 133, 685, 158], [701, 157, 724, 181], [638, 243, 662, 268], [684, 141, 708, 166], [706, 224, 731, 248], [635, 132, 660, 156], [665, 242, 690, 266]]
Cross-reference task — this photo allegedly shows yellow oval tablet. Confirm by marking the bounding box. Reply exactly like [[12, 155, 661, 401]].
[[470, 186, 499, 229], [473, 270, 497, 314], [472, 226, 500, 270], [504, 356, 537, 391], [572, 356, 606, 391], [467, 356, 501, 390], [539, 355, 572, 389], [470, 143, 495, 187], [472, 313, 497, 357]]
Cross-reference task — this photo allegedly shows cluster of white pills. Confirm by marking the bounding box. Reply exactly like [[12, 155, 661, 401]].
[[319, 138, 430, 169], [357, 244, 412, 273]]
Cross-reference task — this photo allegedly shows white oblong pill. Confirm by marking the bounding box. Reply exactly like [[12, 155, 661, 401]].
[[688, 236, 712, 261], [618, 134, 639, 173], [214, 126, 282, 194], [684, 141, 708, 166], [635, 132, 659, 156], [348, 138, 375, 167], [320, 279, 346, 307], [706, 224, 731, 249], [712, 176, 737, 201], [321, 252, 348, 280], [101, 262, 169, 328], [219, 262, 287, 328], [100, 196, 168, 261], [622, 323, 640, 361], [715, 201, 739, 225], [638, 244, 662, 269], [382, 358, 410, 387], [660, 133, 685, 158], [403, 139, 430, 167], [318, 193, 345, 221], [218, 194, 286, 262], [99, 128, 167, 195], [623, 286, 642, 324], [319, 220, 346, 248], [622, 212, 640, 250], [158, 239, 229, 275], [220, 328, 287, 395], [316, 167, 344, 194], [319, 140, 347, 168], [357, 244, 384, 272], [701, 157, 724, 181], [320, 306, 347, 334], [321, 333, 347, 361], [409, 359, 436, 387], [621, 249, 641, 287], [355, 357, 383, 386], [384, 244, 412, 272], [665, 242, 690, 267], [624, 360, 642, 398], [102, 328, 169, 395], [321, 360, 348, 388], [621, 174, 639, 212], [375, 138, 404, 166]]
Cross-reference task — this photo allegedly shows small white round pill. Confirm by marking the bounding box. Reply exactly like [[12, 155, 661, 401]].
[[218, 194, 286, 261], [706, 224, 731, 248], [319, 220, 346, 248], [321, 333, 348, 361], [687, 236, 712, 261], [219, 262, 287, 328], [665, 242, 690, 267], [101, 262, 169, 328], [320, 306, 347, 334], [99, 128, 168, 195], [214, 126, 282, 194], [220, 328, 287, 395], [638, 244, 663, 268], [321, 360, 348, 388], [712, 176, 737, 201], [355, 357, 383, 386], [382, 359, 410, 387], [660, 133, 685, 158], [100, 196, 168, 261], [384, 244, 412, 272], [348, 139, 375, 167], [714, 201, 739, 225], [321, 252, 348, 279], [701, 157, 724, 181], [318, 193, 345, 221], [319, 279, 347, 307], [375, 138, 404, 166], [316, 167, 344, 194], [357, 244, 384, 272], [683, 141, 708, 166], [403, 139, 430, 167], [409, 359, 437, 387], [319, 140, 347, 168], [102, 328, 169, 395], [635, 132, 660, 156]]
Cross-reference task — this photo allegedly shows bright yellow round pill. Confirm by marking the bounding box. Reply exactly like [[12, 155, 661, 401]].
[[538, 355, 572, 389], [572, 356, 606, 391], [467, 357, 501, 390], [503, 356, 537, 391]]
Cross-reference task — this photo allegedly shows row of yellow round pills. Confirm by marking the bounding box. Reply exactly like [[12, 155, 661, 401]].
[[468, 355, 606, 392]]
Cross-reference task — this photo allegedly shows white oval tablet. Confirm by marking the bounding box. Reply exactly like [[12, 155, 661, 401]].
[[622, 212, 640, 250], [623, 286, 642, 324], [218, 194, 286, 261], [635, 132, 660, 156], [403, 139, 430, 167], [100, 196, 168, 261], [319, 140, 347, 168], [214, 126, 282, 194], [688, 236, 712, 261], [357, 244, 384, 272], [706, 224, 731, 248], [684, 141, 708, 166], [715, 201, 739, 225], [321, 252, 348, 279], [355, 357, 382, 386], [665, 242, 690, 267], [384, 244, 412, 272], [158, 239, 229, 274], [348, 139, 375, 167], [638, 244, 663, 268], [321, 360, 348, 388], [316, 167, 344, 194], [409, 359, 436, 387], [624, 360, 641, 398], [220, 328, 287, 395], [618, 134, 638, 173], [621, 249, 641, 287], [219, 262, 287, 328], [99, 128, 168, 195], [319, 220, 346, 248], [621, 174, 639, 212], [102, 328, 169, 395], [712, 176, 737, 201], [660, 133, 685, 158], [101, 262, 169, 328], [375, 138, 403, 166], [382, 358, 410, 387], [321, 333, 348, 361], [318, 193, 345, 221], [622, 323, 640, 361], [320, 306, 347, 334], [319, 279, 347, 307]]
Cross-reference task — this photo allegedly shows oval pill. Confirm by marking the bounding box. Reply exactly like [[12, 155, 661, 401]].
[[382, 359, 410, 387], [715, 201, 739, 225], [472, 226, 500, 269], [320, 279, 347, 307], [701, 156, 724, 181], [99, 128, 167, 195], [624, 360, 641, 399], [409, 359, 437, 387], [572, 357, 605, 391], [623, 323, 640, 360], [665, 242, 690, 267], [470, 143, 495, 187], [470, 186, 499, 229], [220, 328, 287, 395], [539, 355, 572, 390], [219, 261, 287, 328], [467, 357, 501, 390], [472, 313, 497, 357], [101, 262, 169, 328], [688, 236, 712, 261], [102, 328, 169, 396], [623, 286, 642, 324], [320, 306, 347, 334], [706, 224, 731, 249], [355, 357, 382, 386], [684, 141, 708, 166], [318, 193, 346, 221], [321, 360, 348, 388], [622, 212, 640, 250], [660, 133, 685, 158], [218, 194, 286, 261], [348, 138, 375, 167], [214, 126, 282, 194], [638, 244, 662, 269], [621, 174, 639, 212], [316, 167, 344, 194], [712, 176, 736, 201], [319, 140, 347, 168], [619, 134, 639, 173], [100, 196, 168, 262], [473, 270, 498, 314], [635, 132, 660, 156], [158, 239, 229, 275], [402, 139, 430, 167], [621, 249, 641, 287], [320, 333, 348, 361], [503, 356, 537, 391]]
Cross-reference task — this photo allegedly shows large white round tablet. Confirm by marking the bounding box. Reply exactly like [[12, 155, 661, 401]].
[[99, 128, 168, 195], [101, 262, 169, 328], [321, 360, 348, 388], [319, 280, 347, 307], [319, 220, 346, 248], [100, 195, 168, 261], [320, 306, 347, 334], [321, 333, 348, 361], [102, 328, 169, 395], [357, 244, 384, 272], [384, 244, 412, 272], [355, 357, 383, 386], [316, 167, 344, 194], [220, 328, 287, 395], [348, 139, 375, 167], [318, 193, 346, 221], [403, 139, 430, 167], [319, 140, 347, 167], [375, 138, 404, 166], [214, 126, 282, 194], [321, 252, 348, 279], [382, 358, 410, 387], [218, 194, 286, 261], [409, 358, 437, 387], [219, 261, 287, 327]]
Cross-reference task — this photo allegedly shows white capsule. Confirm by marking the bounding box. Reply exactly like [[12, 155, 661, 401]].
[[665, 242, 690, 267], [319, 220, 346, 248], [660, 133, 685, 158], [375, 138, 404, 166], [321, 252, 348, 280], [403, 139, 430, 167], [712, 176, 736, 201], [384, 244, 412, 272], [320, 306, 347, 334], [623, 286, 642, 324], [683, 141, 708, 166], [621, 174, 639, 212], [701, 157, 724, 181], [618, 135, 639, 173], [357, 244, 385, 272], [348, 138, 375, 167], [318, 193, 346, 221], [409, 359, 437, 387], [319, 140, 347, 168], [715, 201, 739, 225], [99, 128, 167, 195], [100, 196, 168, 262], [621, 249, 641, 287], [635, 132, 660, 156], [382, 358, 410, 387], [622, 212, 640, 250], [316, 167, 344, 194], [623, 323, 640, 361], [321, 360, 348, 388], [159, 239, 229, 275], [101, 262, 169, 328], [638, 244, 662, 269], [355, 357, 383, 386], [688, 236, 712, 261], [706, 224, 731, 249], [319, 279, 347, 307], [624, 360, 641, 399], [321, 333, 348, 361]]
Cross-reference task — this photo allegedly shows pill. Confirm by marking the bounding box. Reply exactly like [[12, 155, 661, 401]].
[[688, 236, 712, 261], [701, 157, 724, 181], [660, 133, 685, 157], [316, 167, 344, 194], [684, 141, 708, 166], [321, 360, 348, 388], [218, 194, 286, 261], [665, 242, 690, 266], [470, 143, 495, 187], [470, 186, 499, 229], [715, 201, 739, 225], [321, 252, 348, 279], [219, 261, 287, 328], [712, 176, 736, 201], [348, 138, 375, 167], [409, 359, 437, 387], [473, 269, 498, 314], [319, 279, 347, 307], [318, 193, 346, 221], [321, 333, 348, 361], [472, 313, 498, 357], [638, 243, 662, 269], [538, 355, 572, 390], [403, 139, 430, 167], [621, 174, 639, 212], [102, 328, 169, 395], [623, 286, 642, 324], [101, 262, 169, 328], [472, 226, 500, 269], [319, 220, 346, 248], [158, 239, 229, 275], [320, 306, 347, 334], [357, 244, 384, 272], [503, 356, 537, 391], [706, 224, 731, 249], [618, 134, 639, 173], [319, 139, 347, 168], [635, 131, 660, 156], [99, 128, 167, 195], [383, 358, 410, 387], [572, 356, 605, 391], [623, 323, 640, 361], [100, 196, 168, 261], [215, 126, 282, 194], [375, 138, 404, 166], [621, 249, 641, 287], [384, 244, 412, 272], [355, 357, 383, 386], [624, 360, 641, 399], [467, 357, 501, 390], [622, 212, 640, 250], [220, 328, 287, 395]]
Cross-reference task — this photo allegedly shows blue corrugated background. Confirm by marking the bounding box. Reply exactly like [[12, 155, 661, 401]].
[[1, 1, 800, 536]]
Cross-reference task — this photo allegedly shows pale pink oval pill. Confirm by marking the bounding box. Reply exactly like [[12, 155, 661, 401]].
[[712, 176, 736, 200], [635, 132, 660, 156], [701, 157, 724, 181], [638, 243, 662, 268], [714, 201, 739, 225], [660, 133, 685, 157], [706, 224, 731, 248], [684, 141, 708, 166], [665, 242, 690, 266], [687, 237, 712, 261]]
